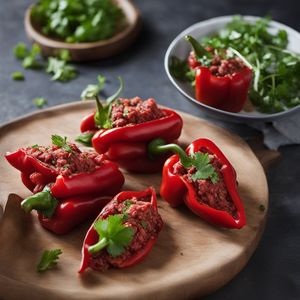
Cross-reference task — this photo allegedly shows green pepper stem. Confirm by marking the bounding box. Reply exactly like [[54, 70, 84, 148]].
[[148, 138, 191, 168], [21, 188, 58, 218], [185, 35, 208, 57], [95, 95, 104, 116], [88, 237, 109, 254]]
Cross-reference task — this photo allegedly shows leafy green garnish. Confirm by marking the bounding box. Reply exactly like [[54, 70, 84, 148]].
[[190, 152, 219, 183], [51, 134, 72, 152], [31, 0, 124, 43], [89, 214, 134, 257], [141, 220, 148, 229], [11, 71, 25, 81], [122, 200, 133, 213], [46, 55, 77, 82], [31, 144, 39, 148], [22, 44, 43, 69], [81, 75, 106, 100], [13, 43, 29, 59], [75, 132, 94, 147], [33, 97, 48, 109], [37, 249, 62, 272]]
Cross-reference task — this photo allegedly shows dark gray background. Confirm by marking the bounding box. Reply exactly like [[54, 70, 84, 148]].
[[0, 0, 299, 299]]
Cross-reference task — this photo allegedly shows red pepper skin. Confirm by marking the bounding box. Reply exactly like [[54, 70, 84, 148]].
[[88, 109, 183, 172], [80, 112, 98, 133], [38, 195, 111, 235], [79, 187, 162, 273], [5, 150, 125, 198], [195, 66, 252, 113], [160, 139, 246, 229]]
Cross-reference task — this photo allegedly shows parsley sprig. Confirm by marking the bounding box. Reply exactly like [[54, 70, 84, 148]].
[[88, 214, 134, 257], [37, 249, 62, 272], [51, 134, 72, 153]]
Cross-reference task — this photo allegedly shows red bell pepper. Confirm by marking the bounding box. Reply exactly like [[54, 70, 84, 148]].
[[21, 187, 111, 235], [148, 138, 245, 229], [185, 35, 253, 113], [5, 145, 124, 198], [79, 187, 163, 273]]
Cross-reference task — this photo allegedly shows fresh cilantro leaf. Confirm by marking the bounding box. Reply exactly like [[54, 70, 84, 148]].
[[189, 152, 219, 183], [46, 57, 77, 82], [81, 74, 106, 100], [22, 44, 43, 69], [89, 214, 134, 257], [37, 249, 62, 272], [51, 134, 72, 152], [31, 144, 39, 148], [75, 132, 94, 147], [13, 43, 29, 59], [33, 97, 48, 109], [11, 71, 25, 81]]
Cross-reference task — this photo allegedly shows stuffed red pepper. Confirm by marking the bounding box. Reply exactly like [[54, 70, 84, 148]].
[[148, 138, 246, 229], [78, 78, 183, 173], [79, 187, 163, 272]]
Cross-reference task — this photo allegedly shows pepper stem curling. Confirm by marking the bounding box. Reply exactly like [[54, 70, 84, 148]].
[[185, 35, 208, 57], [21, 187, 58, 218]]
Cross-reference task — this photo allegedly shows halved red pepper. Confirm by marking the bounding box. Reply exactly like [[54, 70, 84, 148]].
[[5, 148, 125, 198], [186, 35, 253, 113], [79, 187, 163, 273], [81, 108, 183, 173], [148, 138, 245, 229], [21, 187, 111, 235]]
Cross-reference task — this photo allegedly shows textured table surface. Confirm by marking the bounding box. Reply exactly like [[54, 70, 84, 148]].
[[0, 0, 299, 299]]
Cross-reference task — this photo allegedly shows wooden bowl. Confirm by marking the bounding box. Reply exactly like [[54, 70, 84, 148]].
[[24, 0, 142, 62]]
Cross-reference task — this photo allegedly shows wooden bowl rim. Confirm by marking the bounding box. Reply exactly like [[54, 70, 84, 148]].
[[24, 0, 141, 50]]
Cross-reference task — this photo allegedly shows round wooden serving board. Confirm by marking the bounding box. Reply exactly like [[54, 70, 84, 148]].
[[0, 102, 268, 300]]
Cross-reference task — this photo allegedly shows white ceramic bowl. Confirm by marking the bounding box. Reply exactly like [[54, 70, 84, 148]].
[[165, 15, 300, 122]]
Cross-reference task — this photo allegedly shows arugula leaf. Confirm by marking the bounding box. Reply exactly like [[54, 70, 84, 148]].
[[46, 56, 77, 82], [11, 71, 25, 81], [89, 214, 134, 257], [33, 97, 48, 109], [189, 152, 219, 183], [37, 249, 62, 272], [75, 132, 94, 147], [51, 134, 72, 152]]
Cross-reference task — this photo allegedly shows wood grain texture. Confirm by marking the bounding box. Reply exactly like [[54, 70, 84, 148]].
[[0, 102, 268, 300], [24, 0, 142, 61]]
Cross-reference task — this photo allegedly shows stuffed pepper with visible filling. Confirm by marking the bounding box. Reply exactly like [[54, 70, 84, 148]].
[[148, 138, 246, 229], [79, 187, 163, 272]]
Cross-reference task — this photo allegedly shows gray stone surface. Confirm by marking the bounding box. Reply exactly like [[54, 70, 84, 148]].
[[0, 0, 299, 299]]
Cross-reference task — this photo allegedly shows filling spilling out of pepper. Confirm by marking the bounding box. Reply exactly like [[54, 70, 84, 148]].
[[170, 35, 253, 113], [77, 77, 183, 173], [5, 135, 125, 234], [79, 187, 163, 273], [148, 138, 246, 229]]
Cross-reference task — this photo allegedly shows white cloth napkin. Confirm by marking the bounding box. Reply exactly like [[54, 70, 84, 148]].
[[250, 113, 300, 149]]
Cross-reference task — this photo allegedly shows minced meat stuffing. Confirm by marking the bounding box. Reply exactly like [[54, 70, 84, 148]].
[[110, 97, 166, 128], [173, 150, 237, 218], [89, 196, 163, 271], [25, 143, 104, 193]]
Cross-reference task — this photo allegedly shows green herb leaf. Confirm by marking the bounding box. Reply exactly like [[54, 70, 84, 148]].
[[46, 57, 77, 82], [33, 97, 48, 109], [75, 132, 94, 147], [89, 214, 134, 257], [13, 43, 29, 59], [11, 71, 25, 81], [81, 74, 106, 100], [37, 249, 62, 272], [189, 152, 219, 183], [21, 43, 43, 69], [51, 134, 72, 152], [31, 144, 39, 148]]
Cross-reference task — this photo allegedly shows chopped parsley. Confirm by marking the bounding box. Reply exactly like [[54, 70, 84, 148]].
[[37, 248, 62, 272], [51, 134, 72, 153], [33, 97, 48, 109], [11, 71, 25, 81]]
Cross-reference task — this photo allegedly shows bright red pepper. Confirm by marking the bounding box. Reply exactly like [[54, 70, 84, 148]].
[[21, 189, 111, 235], [79, 187, 163, 273], [195, 66, 252, 113], [158, 138, 245, 229], [81, 108, 183, 173], [5, 147, 124, 198]]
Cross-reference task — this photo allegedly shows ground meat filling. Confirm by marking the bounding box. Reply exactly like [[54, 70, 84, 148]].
[[110, 97, 166, 128], [25, 144, 104, 193], [89, 197, 163, 271], [173, 150, 238, 218]]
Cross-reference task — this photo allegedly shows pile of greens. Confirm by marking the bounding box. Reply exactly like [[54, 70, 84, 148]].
[[31, 0, 124, 43], [172, 16, 300, 113]]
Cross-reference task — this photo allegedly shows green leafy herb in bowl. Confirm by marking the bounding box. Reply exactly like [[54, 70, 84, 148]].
[[31, 0, 125, 43], [169, 16, 300, 115]]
